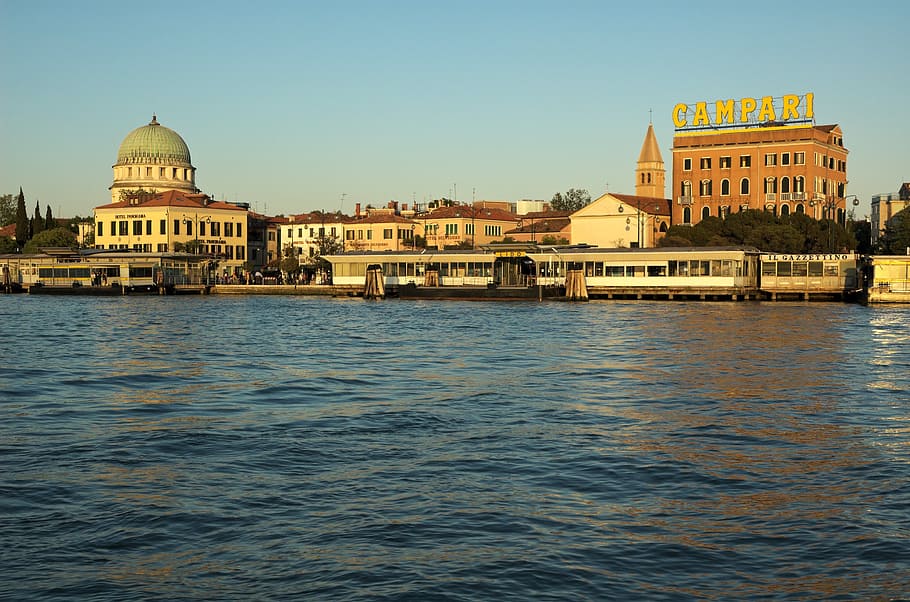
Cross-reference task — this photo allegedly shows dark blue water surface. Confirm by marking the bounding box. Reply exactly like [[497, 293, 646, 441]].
[[1, 295, 908, 601]]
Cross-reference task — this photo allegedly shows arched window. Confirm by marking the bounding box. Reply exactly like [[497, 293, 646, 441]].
[[795, 203, 805, 214], [780, 204, 790, 216], [721, 179, 730, 196], [780, 176, 790, 194], [641, 173, 645, 184], [740, 178, 750, 195], [683, 207, 692, 224], [764, 177, 777, 194], [794, 176, 805, 194], [702, 206, 711, 220], [681, 181, 692, 197], [647, 173, 652, 183], [699, 179, 712, 196]]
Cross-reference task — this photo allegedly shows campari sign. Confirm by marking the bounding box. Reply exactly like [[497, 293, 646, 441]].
[[673, 93, 814, 131]]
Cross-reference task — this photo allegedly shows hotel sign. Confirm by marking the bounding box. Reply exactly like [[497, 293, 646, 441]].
[[673, 93, 814, 131]]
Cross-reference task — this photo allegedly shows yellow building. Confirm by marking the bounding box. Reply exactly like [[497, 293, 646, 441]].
[[93, 190, 249, 273], [421, 204, 518, 249], [110, 115, 198, 203], [343, 211, 420, 252]]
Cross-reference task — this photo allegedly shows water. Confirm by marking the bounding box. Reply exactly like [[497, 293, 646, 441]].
[[1, 295, 908, 601]]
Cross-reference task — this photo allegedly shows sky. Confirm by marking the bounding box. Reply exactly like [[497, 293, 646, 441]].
[[2, 0, 908, 219]]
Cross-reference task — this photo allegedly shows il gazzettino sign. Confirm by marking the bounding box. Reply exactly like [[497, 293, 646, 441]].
[[673, 93, 815, 131]]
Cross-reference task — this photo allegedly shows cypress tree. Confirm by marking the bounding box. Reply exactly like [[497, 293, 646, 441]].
[[45, 205, 54, 230], [15, 188, 28, 250], [32, 200, 44, 236]]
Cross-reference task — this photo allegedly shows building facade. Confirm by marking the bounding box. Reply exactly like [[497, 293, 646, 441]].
[[93, 190, 249, 273], [421, 205, 518, 249], [110, 116, 198, 203], [870, 183, 910, 249], [671, 94, 849, 227], [343, 211, 420, 252]]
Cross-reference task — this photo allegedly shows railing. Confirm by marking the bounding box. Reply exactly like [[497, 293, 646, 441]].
[[765, 193, 777, 202], [677, 196, 693, 205]]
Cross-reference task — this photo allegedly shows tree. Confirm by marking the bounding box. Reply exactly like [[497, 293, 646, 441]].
[[550, 188, 592, 213], [0, 193, 15, 226], [279, 254, 299, 280], [0, 237, 17, 253], [32, 200, 44, 237], [15, 188, 28, 248], [119, 188, 156, 204], [659, 209, 855, 253], [45, 205, 54, 230], [22, 227, 77, 254], [880, 208, 910, 254]]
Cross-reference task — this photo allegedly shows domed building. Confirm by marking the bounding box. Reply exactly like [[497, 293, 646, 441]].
[[110, 115, 198, 202]]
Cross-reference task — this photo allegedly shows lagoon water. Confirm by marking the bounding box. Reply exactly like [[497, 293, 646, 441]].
[[1, 295, 908, 600]]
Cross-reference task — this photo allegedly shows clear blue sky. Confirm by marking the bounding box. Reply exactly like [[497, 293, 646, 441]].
[[2, 0, 907, 219]]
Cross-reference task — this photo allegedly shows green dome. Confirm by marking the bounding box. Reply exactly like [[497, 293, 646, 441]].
[[116, 115, 192, 166]]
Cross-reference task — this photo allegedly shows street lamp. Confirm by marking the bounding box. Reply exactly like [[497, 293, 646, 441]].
[[183, 214, 211, 254]]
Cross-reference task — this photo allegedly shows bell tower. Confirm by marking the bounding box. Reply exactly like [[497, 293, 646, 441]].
[[635, 122, 665, 198]]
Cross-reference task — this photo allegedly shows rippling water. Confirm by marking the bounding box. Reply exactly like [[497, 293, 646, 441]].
[[1, 295, 908, 600]]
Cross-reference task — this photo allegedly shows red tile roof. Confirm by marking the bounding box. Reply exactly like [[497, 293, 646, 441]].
[[610, 194, 672, 217], [425, 205, 518, 222], [94, 190, 246, 212]]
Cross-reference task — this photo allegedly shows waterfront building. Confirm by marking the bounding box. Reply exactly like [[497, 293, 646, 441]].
[[870, 183, 910, 249], [421, 204, 518, 250], [671, 93, 849, 227], [110, 116, 198, 203], [343, 209, 420, 252], [570, 193, 671, 248], [93, 190, 248, 274], [281, 211, 347, 258], [567, 124, 670, 248], [505, 211, 572, 244]]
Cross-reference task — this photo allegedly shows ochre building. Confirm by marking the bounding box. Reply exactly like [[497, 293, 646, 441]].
[[672, 107, 849, 227]]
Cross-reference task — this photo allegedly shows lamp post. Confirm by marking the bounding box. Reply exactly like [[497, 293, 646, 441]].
[[182, 214, 211, 255]]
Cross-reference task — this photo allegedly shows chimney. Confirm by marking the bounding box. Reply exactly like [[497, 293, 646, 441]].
[[355, 203, 361, 217]]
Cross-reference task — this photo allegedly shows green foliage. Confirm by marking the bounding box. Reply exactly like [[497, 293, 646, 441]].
[[0, 236, 17, 253], [15, 188, 28, 247], [22, 227, 77, 254], [119, 188, 156, 204], [31, 200, 44, 237], [540, 235, 569, 245], [850, 220, 873, 255], [880, 208, 910, 254], [45, 205, 54, 229], [279, 255, 299, 275], [0, 194, 15, 226], [550, 188, 591, 213], [660, 210, 855, 253], [183, 240, 204, 254]]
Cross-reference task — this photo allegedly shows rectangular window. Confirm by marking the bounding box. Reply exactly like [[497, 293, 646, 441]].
[[174, 220, 181, 235], [200, 221, 206, 237], [445, 223, 459, 235], [146, 220, 152, 235], [764, 153, 777, 166], [484, 225, 502, 236], [224, 222, 233, 237], [97, 222, 103, 237], [237, 223, 242, 238], [700, 157, 711, 169], [739, 155, 751, 168], [159, 167, 165, 178], [211, 222, 221, 237], [330, 227, 336, 237], [808, 261, 823, 276], [236, 245, 245, 260], [111, 221, 116, 236], [160, 219, 166, 235], [367, 230, 372, 240], [383, 228, 393, 239], [465, 223, 474, 235], [794, 152, 805, 165], [781, 152, 790, 166], [157, 243, 168, 252], [683, 158, 692, 171], [132, 220, 142, 236], [719, 156, 731, 169], [145, 167, 151, 177]]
